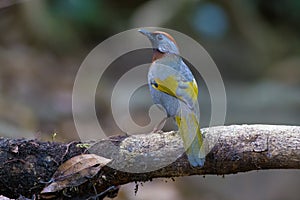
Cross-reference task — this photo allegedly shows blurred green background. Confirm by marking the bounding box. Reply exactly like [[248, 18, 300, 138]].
[[0, 0, 300, 199]]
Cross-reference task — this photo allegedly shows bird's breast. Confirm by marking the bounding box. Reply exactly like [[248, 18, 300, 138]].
[[152, 49, 165, 61]]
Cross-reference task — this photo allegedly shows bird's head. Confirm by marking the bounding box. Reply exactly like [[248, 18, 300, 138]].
[[138, 29, 179, 55]]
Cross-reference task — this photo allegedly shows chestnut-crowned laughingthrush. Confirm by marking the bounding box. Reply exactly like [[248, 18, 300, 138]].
[[139, 29, 206, 167]]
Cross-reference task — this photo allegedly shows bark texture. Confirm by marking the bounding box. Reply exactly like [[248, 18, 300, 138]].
[[0, 124, 299, 199]]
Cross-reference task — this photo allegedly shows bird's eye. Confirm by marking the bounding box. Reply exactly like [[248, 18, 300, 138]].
[[157, 34, 163, 41]]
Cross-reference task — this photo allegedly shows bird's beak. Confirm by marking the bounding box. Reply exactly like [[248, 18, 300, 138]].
[[138, 29, 153, 39]]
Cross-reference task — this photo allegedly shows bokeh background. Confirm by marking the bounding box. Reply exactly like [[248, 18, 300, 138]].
[[0, 0, 300, 199]]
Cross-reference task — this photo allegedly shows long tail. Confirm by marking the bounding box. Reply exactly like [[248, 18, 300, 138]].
[[176, 104, 206, 167]]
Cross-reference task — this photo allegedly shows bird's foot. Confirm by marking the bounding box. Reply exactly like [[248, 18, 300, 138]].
[[151, 117, 167, 134]]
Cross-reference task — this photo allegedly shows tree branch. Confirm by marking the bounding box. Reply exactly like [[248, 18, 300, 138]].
[[1, 124, 300, 199]]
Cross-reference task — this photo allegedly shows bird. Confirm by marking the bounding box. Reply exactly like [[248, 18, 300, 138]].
[[138, 29, 206, 167]]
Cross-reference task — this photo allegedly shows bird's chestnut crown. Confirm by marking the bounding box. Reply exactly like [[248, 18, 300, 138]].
[[138, 29, 180, 55]]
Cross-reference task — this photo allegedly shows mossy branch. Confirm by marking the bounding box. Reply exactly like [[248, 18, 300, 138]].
[[0, 124, 299, 199]]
